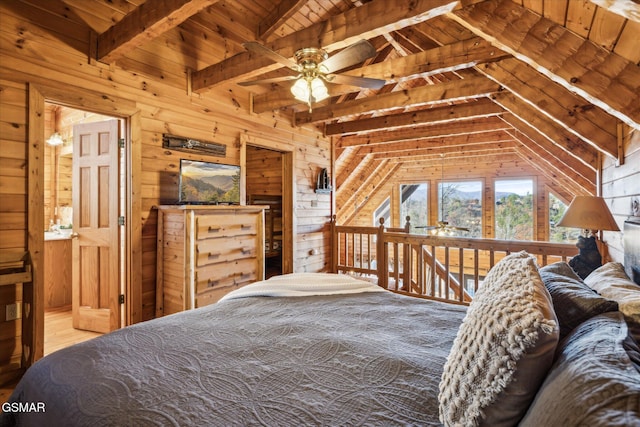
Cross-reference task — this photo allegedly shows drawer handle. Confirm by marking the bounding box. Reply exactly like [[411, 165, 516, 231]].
[[240, 224, 251, 230], [240, 247, 251, 255], [208, 252, 221, 259], [207, 279, 219, 288], [208, 226, 221, 233]]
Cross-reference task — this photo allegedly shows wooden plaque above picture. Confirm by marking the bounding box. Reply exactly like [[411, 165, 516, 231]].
[[162, 134, 226, 157]]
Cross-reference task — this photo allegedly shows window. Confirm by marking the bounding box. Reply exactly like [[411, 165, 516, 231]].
[[374, 197, 390, 227], [438, 181, 482, 237], [400, 184, 427, 234], [549, 193, 581, 242], [495, 179, 533, 240]]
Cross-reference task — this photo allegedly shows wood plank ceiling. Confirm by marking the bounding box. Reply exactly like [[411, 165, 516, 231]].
[[13, 0, 640, 220]]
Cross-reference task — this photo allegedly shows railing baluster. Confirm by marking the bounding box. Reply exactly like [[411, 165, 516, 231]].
[[459, 248, 464, 303], [474, 249, 479, 293], [331, 221, 577, 305], [444, 247, 450, 301], [430, 245, 437, 297]]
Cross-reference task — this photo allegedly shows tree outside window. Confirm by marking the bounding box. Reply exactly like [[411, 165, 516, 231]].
[[439, 181, 482, 237], [549, 193, 581, 242], [495, 179, 533, 240], [400, 184, 427, 234]]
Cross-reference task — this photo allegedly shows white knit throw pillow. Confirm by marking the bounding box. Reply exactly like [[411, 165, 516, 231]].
[[438, 251, 559, 427]]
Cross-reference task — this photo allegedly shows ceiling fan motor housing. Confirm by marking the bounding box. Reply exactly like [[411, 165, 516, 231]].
[[294, 47, 328, 73]]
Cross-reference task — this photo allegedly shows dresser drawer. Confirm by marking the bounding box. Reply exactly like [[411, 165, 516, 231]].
[[195, 214, 257, 240], [194, 257, 257, 294], [195, 282, 247, 308], [195, 235, 256, 267]]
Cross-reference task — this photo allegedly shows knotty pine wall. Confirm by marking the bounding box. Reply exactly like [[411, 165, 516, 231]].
[[0, 3, 332, 379], [246, 146, 282, 197], [342, 153, 571, 242]]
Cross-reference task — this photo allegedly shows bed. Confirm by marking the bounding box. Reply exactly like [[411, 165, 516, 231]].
[[3, 233, 640, 426], [2, 274, 467, 426]]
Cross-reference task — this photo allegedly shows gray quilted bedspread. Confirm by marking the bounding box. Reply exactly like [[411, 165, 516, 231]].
[[4, 291, 466, 426]]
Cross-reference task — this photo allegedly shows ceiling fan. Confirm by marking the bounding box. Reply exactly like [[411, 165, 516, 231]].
[[414, 154, 470, 236], [237, 39, 386, 111]]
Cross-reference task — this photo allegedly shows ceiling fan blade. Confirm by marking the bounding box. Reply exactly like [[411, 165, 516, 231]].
[[243, 42, 300, 71], [328, 73, 385, 89], [318, 39, 377, 74], [237, 75, 299, 86]]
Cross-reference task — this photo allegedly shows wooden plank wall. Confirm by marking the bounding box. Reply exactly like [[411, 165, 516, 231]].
[[345, 154, 558, 242], [603, 128, 640, 263], [0, 0, 332, 382], [246, 146, 282, 197], [0, 79, 28, 384]]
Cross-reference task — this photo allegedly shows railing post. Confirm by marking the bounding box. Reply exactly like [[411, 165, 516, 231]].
[[377, 218, 387, 289], [330, 215, 337, 273], [403, 215, 411, 233]]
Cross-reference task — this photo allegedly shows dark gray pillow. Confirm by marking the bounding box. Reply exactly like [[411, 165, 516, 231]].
[[520, 312, 640, 426], [539, 262, 618, 339]]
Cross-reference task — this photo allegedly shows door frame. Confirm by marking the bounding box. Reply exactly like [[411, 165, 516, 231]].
[[240, 134, 295, 274], [27, 83, 141, 364]]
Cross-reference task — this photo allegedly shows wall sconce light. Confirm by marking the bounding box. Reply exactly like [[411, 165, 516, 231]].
[[46, 132, 64, 146]]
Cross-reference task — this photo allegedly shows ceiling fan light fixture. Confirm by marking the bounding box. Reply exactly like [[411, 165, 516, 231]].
[[290, 77, 329, 107], [290, 78, 309, 102], [310, 77, 329, 102]]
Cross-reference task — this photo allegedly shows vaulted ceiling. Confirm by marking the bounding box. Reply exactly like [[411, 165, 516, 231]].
[[11, 0, 640, 215]]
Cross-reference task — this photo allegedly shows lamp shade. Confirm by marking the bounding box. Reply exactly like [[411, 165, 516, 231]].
[[556, 196, 620, 232]]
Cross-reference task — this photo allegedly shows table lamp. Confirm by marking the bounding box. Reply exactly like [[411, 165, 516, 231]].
[[556, 196, 620, 278]]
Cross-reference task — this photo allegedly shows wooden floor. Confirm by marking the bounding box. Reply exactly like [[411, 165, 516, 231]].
[[1, 307, 102, 403], [44, 306, 103, 355]]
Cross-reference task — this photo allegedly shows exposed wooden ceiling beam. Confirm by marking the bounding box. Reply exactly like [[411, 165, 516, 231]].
[[589, 0, 640, 22], [354, 130, 514, 156], [191, 0, 461, 92], [479, 58, 618, 158], [258, 0, 307, 40], [450, 0, 640, 128], [336, 116, 510, 148], [336, 150, 373, 191], [492, 92, 601, 168], [371, 140, 516, 160], [512, 140, 594, 196], [337, 161, 400, 224], [501, 114, 597, 183], [295, 76, 500, 125], [97, 0, 219, 63], [252, 37, 509, 113], [336, 154, 382, 199], [325, 98, 504, 135]]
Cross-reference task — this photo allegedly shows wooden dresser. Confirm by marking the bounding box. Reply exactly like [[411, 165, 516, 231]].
[[155, 205, 265, 316]]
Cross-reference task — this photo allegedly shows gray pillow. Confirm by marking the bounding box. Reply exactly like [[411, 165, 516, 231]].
[[439, 251, 559, 427], [539, 262, 618, 339], [520, 312, 640, 427]]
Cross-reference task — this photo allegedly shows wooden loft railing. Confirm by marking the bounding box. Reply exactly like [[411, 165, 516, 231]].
[[330, 217, 578, 305]]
